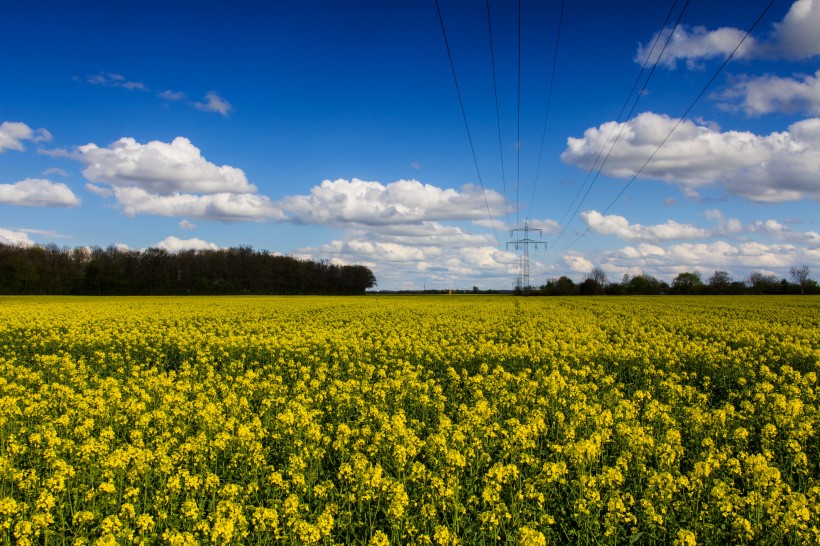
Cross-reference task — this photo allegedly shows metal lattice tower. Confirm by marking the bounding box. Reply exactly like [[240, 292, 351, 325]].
[[507, 219, 545, 292]]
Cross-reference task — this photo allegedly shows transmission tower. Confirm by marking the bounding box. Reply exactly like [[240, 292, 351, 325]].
[[506, 219, 545, 293]]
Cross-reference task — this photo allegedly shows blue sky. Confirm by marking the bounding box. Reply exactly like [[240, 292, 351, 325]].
[[1, 0, 818, 290]]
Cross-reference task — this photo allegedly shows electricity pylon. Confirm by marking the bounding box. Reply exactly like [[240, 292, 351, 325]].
[[506, 219, 544, 293]]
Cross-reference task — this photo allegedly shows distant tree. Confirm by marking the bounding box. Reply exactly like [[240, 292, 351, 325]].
[[582, 267, 608, 294], [748, 271, 780, 294], [790, 265, 811, 295], [0, 242, 376, 296], [579, 278, 602, 295], [708, 270, 732, 294], [671, 272, 704, 295], [589, 267, 607, 285], [627, 274, 664, 295], [606, 280, 627, 296], [541, 276, 577, 296]]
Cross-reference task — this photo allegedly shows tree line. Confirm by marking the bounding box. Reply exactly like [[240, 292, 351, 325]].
[[0, 243, 377, 296], [538, 266, 817, 296]]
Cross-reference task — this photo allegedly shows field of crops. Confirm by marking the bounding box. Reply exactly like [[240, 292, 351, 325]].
[[1, 295, 819, 545]]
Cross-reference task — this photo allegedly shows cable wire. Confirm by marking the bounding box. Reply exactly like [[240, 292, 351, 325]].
[[516, 0, 522, 227], [547, 0, 679, 238], [434, 0, 501, 246], [486, 0, 511, 229], [559, 0, 777, 252], [551, 0, 690, 246], [527, 0, 565, 220]]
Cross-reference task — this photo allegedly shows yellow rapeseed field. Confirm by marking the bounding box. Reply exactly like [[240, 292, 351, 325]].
[[1, 295, 819, 545]]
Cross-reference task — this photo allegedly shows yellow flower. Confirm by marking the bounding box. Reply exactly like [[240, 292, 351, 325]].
[[368, 530, 390, 546]]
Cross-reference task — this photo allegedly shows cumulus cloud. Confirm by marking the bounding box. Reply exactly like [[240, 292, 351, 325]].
[[195, 92, 233, 116], [179, 219, 197, 230], [750, 218, 820, 244], [86, 72, 148, 91], [768, 0, 820, 59], [562, 112, 820, 202], [0, 228, 34, 246], [0, 179, 80, 207], [553, 205, 820, 283], [704, 208, 744, 234], [299, 234, 518, 290], [0, 121, 52, 153], [637, 0, 820, 68], [43, 167, 69, 177], [720, 70, 820, 116], [637, 25, 755, 69], [277, 178, 506, 226], [60, 136, 284, 221], [76, 137, 255, 194], [109, 187, 283, 222], [579, 238, 818, 281], [155, 236, 219, 252], [580, 210, 710, 242], [562, 252, 595, 273], [290, 207, 551, 290]]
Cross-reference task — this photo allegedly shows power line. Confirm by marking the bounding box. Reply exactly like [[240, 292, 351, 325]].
[[551, 0, 691, 247], [547, 0, 679, 239], [559, 0, 777, 252], [516, 0, 522, 227], [434, 0, 501, 246], [527, 0, 565, 220], [486, 0, 511, 229]]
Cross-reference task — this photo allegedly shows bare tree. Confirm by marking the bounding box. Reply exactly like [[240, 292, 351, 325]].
[[587, 266, 608, 286], [790, 265, 811, 295], [581, 266, 608, 295]]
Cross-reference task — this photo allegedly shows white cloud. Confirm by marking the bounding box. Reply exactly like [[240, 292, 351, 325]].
[[0, 228, 34, 246], [277, 178, 506, 226], [508, 218, 560, 237], [562, 112, 820, 202], [0, 121, 52, 153], [768, 0, 820, 60], [636, 0, 820, 68], [568, 237, 820, 282], [43, 167, 69, 177], [562, 252, 594, 273], [110, 187, 283, 222], [86, 72, 148, 91], [720, 70, 820, 116], [551, 205, 820, 283], [155, 236, 219, 252], [704, 208, 744, 234], [637, 25, 755, 69], [750, 218, 820, 244], [300, 235, 518, 290], [179, 219, 197, 230], [195, 91, 233, 116], [159, 90, 186, 101], [580, 210, 710, 242], [292, 211, 535, 290], [0, 179, 80, 207], [19, 228, 71, 239], [77, 137, 255, 194], [71, 137, 279, 221]]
